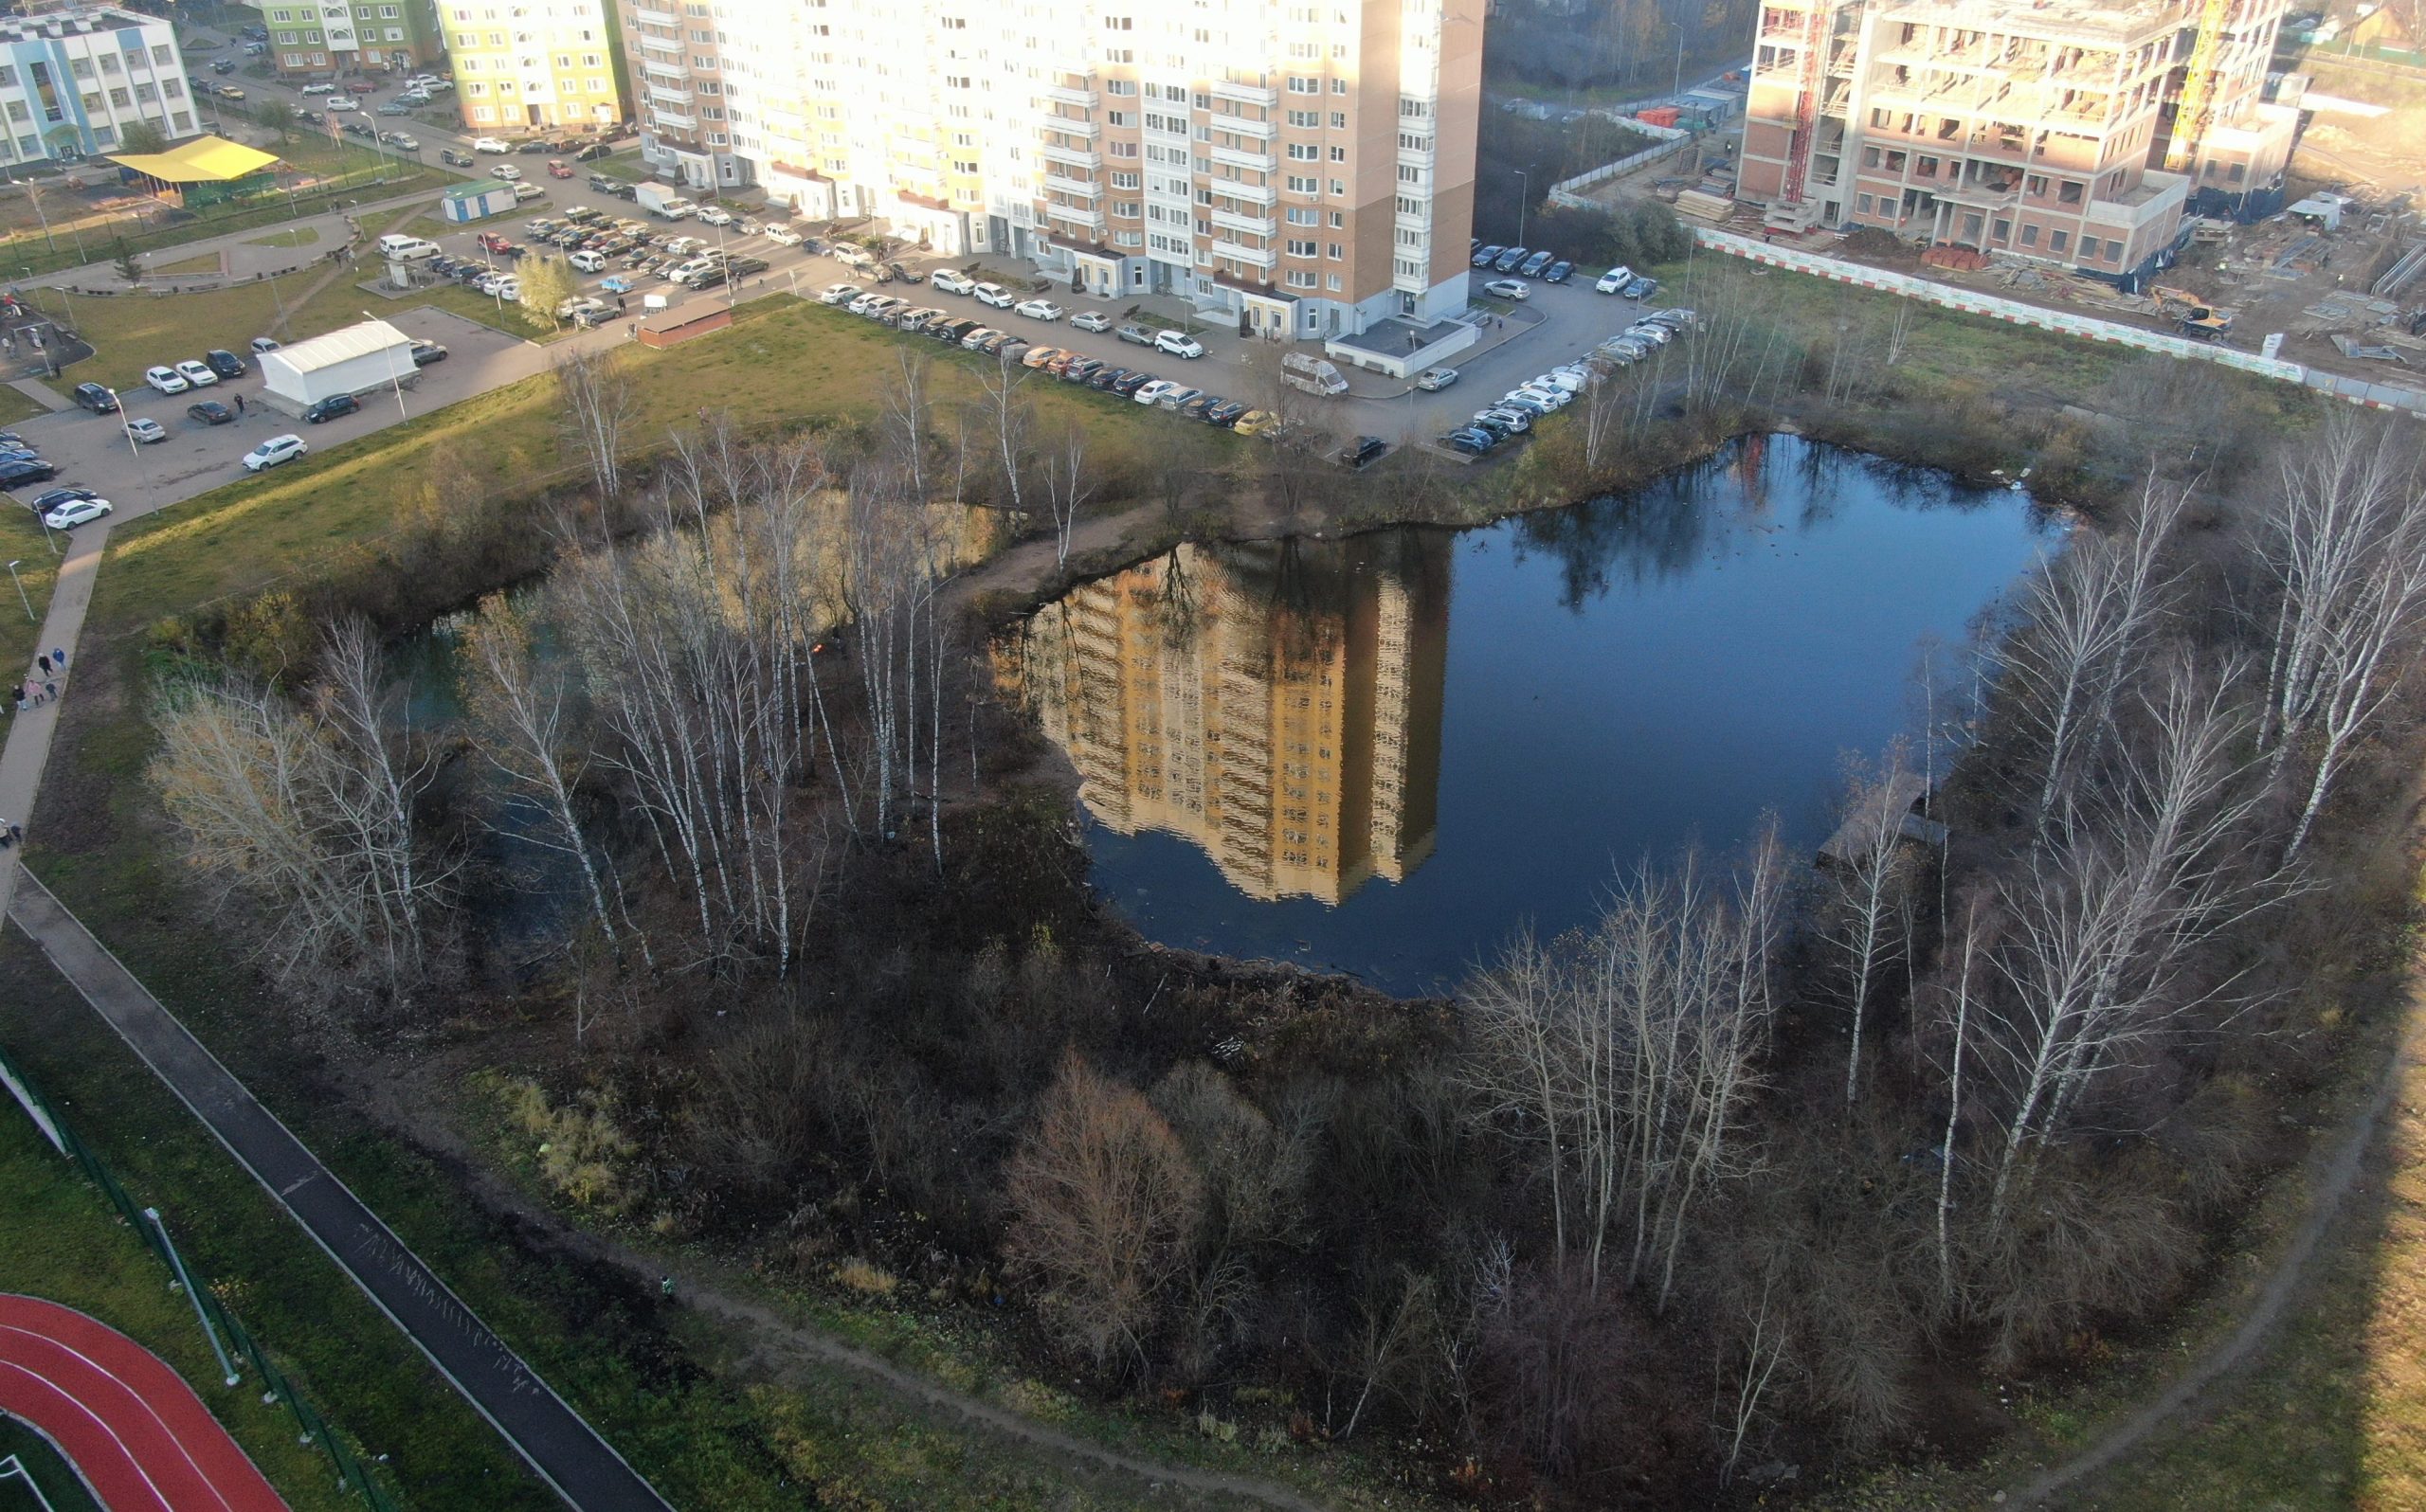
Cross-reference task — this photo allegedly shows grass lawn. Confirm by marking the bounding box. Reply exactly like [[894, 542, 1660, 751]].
[[0, 1102, 362, 1512], [95, 295, 1198, 633], [0, 503, 61, 679], [0, 1416, 100, 1512], [0, 385, 51, 425], [147, 251, 224, 277], [244, 226, 321, 249]]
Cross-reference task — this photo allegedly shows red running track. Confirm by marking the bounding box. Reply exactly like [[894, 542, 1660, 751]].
[[0, 1294, 288, 1512]]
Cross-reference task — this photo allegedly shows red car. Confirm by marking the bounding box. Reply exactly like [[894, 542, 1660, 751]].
[[344, 79, 377, 94], [476, 232, 517, 255], [546, 158, 574, 178]]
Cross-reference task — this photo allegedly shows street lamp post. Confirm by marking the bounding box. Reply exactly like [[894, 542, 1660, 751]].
[[362, 310, 408, 419], [1671, 22, 1688, 98], [5, 560, 29, 622], [1514, 169, 1530, 249]]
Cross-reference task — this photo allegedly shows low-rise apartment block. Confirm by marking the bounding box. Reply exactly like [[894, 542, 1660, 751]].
[[439, 0, 626, 133], [1740, 0, 2297, 280], [0, 7, 190, 164], [623, 0, 1480, 340], [253, 0, 445, 77]]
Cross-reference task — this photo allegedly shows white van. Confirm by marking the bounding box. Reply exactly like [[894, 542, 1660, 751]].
[[376, 234, 442, 261]]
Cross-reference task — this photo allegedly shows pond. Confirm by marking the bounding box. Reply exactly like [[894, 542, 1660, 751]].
[[1005, 435, 2056, 996]]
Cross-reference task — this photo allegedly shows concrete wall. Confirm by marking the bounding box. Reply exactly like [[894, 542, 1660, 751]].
[[1691, 225, 2426, 417]]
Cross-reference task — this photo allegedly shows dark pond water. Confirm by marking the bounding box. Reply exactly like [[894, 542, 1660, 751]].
[[1007, 435, 2055, 995]]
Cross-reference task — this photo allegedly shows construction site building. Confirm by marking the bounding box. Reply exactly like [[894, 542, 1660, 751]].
[[1738, 0, 2299, 279]]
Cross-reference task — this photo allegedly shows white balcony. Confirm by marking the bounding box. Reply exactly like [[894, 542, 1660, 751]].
[[1209, 238, 1276, 269], [652, 106, 697, 130], [1045, 205, 1105, 236], [1044, 83, 1095, 108], [1040, 140, 1100, 170], [1211, 115, 1276, 141], [1043, 170, 1099, 198], [1209, 143, 1274, 171], [1210, 207, 1274, 237], [1210, 179, 1276, 207], [638, 31, 682, 52], [1042, 117, 1099, 140], [632, 6, 676, 24], [1212, 78, 1276, 107], [648, 82, 691, 104]]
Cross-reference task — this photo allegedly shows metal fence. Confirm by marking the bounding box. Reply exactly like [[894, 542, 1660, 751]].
[[0, 1034, 402, 1512]]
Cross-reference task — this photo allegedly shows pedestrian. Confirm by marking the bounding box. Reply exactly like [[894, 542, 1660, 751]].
[[234, 392, 245, 415], [49, 647, 63, 670], [5, 822, 16, 847], [35, 653, 48, 676], [42, 679, 55, 701], [626, 321, 638, 339], [0, 823, 12, 851]]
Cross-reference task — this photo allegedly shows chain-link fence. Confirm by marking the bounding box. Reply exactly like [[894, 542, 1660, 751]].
[[0, 1034, 402, 1512]]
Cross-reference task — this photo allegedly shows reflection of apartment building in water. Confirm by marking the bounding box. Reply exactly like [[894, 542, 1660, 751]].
[[1016, 532, 1449, 906], [619, 0, 1480, 338], [1739, 0, 2296, 278]]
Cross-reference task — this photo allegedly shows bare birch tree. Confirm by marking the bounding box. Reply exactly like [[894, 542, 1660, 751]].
[[971, 350, 1032, 513], [878, 347, 933, 501], [1036, 424, 1095, 568], [1820, 739, 1918, 1107], [555, 346, 637, 501]]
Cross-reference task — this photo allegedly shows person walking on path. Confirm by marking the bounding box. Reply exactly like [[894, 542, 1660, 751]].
[[35, 653, 48, 676], [234, 392, 245, 416], [41, 679, 56, 701], [51, 647, 64, 671]]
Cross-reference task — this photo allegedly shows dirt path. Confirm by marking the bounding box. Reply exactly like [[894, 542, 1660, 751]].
[[2007, 996, 2425, 1508]]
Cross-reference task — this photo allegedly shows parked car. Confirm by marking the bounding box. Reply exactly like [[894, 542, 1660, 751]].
[[302, 394, 360, 423], [1132, 379, 1183, 405], [1177, 394, 1217, 421], [1620, 275, 1657, 299], [376, 101, 413, 117], [1069, 310, 1113, 333], [1338, 435, 1388, 468], [1109, 369, 1153, 395], [1414, 367, 1458, 391], [511, 182, 545, 201], [971, 282, 1015, 308], [70, 382, 116, 413], [187, 400, 236, 425], [215, 84, 247, 100], [1439, 427, 1496, 457], [0, 459, 59, 485], [1543, 260, 1574, 283], [324, 96, 357, 112], [1086, 367, 1131, 390], [491, 164, 524, 181], [198, 349, 246, 381], [30, 487, 97, 513], [1518, 250, 1555, 278], [441, 148, 476, 167], [345, 80, 377, 94], [41, 497, 110, 530], [1012, 297, 1063, 321], [1114, 322, 1156, 346], [143, 365, 189, 395], [1232, 410, 1280, 438], [249, 336, 282, 353], [762, 225, 803, 246], [301, 82, 335, 96], [696, 206, 734, 226], [473, 136, 511, 153], [1153, 330, 1205, 359], [1482, 278, 1530, 300], [930, 269, 976, 295], [569, 249, 608, 273], [574, 142, 611, 161], [1472, 244, 1504, 267], [1155, 386, 1203, 410], [516, 139, 552, 154], [408, 340, 448, 366], [1595, 264, 1636, 294], [1059, 356, 1104, 383], [381, 133, 420, 151], [1493, 246, 1530, 272], [1204, 400, 1248, 426], [816, 282, 862, 305]]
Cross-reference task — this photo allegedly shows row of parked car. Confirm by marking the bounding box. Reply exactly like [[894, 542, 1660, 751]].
[[816, 288, 1280, 433], [1436, 307, 1697, 457]]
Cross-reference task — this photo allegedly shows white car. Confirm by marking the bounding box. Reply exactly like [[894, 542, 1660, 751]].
[[243, 435, 307, 472], [478, 275, 521, 299], [1012, 298, 1064, 322], [568, 249, 608, 273], [1483, 278, 1530, 300], [971, 282, 1015, 308], [1594, 264, 1635, 294], [695, 207, 733, 226], [1069, 310, 1113, 333], [1132, 379, 1183, 405], [763, 225, 803, 246], [1154, 386, 1202, 410], [491, 164, 523, 181], [817, 282, 862, 305], [41, 497, 110, 530], [300, 82, 335, 96], [143, 365, 189, 395], [1152, 330, 1205, 359], [174, 359, 219, 387], [124, 417, 166, 443], [325, 97, 359, 112], [931, 269, 976, 295], [511, 182, 545, 201], [474, 136, 511, 153]]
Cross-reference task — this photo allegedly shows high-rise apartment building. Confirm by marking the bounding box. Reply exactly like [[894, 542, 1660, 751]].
[[0, 8, 190, 163], [252, 0, 445, 77], [438, 0, 626, 133], [1009, 532, 1449, 907], [1739, 0, 2296, 279], [622, 0, 1481, 338]]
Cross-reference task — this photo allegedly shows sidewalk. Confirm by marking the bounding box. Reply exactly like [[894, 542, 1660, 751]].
[[0, 518, 104, 924], [7, 869, 679, 1512]]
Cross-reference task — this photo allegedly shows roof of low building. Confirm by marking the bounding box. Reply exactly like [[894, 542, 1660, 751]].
[[106, 135, 280, 184], [263, 318, 413, 373]]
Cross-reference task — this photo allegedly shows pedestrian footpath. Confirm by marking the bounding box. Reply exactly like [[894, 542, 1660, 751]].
[[7, 871, 678, 1512]]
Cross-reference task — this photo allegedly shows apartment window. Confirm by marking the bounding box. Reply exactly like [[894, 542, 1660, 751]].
[[1333, 79, 1347, 94], [68, 58, 91, 80], [1330, 178, 1345, 195], [2, 102, 24, 124], [1856, 193, 1873, 214], [1329, 145, 1345, 162], [1287, 173, 1316, 193], [2049, 229, 2069, 253], [2019, 223, 2038, 246], [97, 54, 118, 75], [1884, 151, 1906, 171], [1287, 269, 1316, 287], [107, 87, 130, 107], [2057, 180, 2082, 205], [1327, 242, 1343, 259], [1287, 109, 1317, 127], [2078, 235, 2099, 261], [2025, 174, 2047, 196], [0, 66, 17, 88], [1286, 206, 1317, 225], [154, 45, 173, 64], [1287, 76, 1318, 93], [1102, 15, 1131, 27], [1109, 140, 1137, 156], [1106, 110, 1131, 125], [1286, 142, 1316, 160], [1111, 171, 1139, 188], [1285, 239, 1315, 257], [1916, 154, 1937, 176], [1861, 147, 1879, 168], [1993, 217, 2011, 241], [1106, 80, 1136, 95]]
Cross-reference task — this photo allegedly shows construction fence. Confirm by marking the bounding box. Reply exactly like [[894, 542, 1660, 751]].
[[1691, 225, 2426, 417], [1546, 119, 1697, 208], [0, 1033, 403, 1512]]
